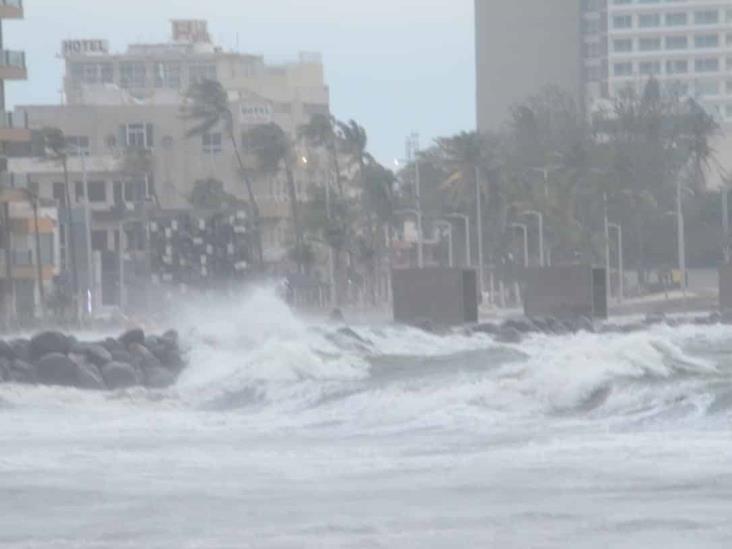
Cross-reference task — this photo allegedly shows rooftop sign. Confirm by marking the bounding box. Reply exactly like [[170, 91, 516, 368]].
[[62, 39, 110, 57]]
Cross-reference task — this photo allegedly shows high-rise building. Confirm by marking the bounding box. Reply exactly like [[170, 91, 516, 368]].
[[475, 0, 583, 131], [591, 0, 732, 122]]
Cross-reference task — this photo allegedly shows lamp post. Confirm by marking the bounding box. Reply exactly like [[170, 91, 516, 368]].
[[608, 223, 624, 303], [511, 223, 529, 268], [604, 192, 611, 302], [723, 186, 730, 263], [435, 220, 454, 268], [522, 210, 544, 267], [445, 213, 471, 267], [72, 139, 95, 319], [529, 166, 560, 199]]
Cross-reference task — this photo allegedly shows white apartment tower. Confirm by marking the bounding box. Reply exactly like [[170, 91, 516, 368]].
[[584, 0, 732, 122]]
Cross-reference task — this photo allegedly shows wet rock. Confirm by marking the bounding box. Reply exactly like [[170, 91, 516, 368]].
[[70, 355, 106, 391], [502, 319, 535, 334], [162, 330, 179, 346], [473, 323, 499, 335], [0, 357, 9, 381], [36, 353, 79, 387], [9, 339, 30, 363], [495, 327, 523, 344], [129, 343, 162, 371], [111, 350, 135, 365], [29, 332, 70, 361], [83, 344, 113, 367], [8, 359, 36, 384], [0, 340, 15, 361], [101, 362, 139, 390], [119, 328, 145, 348], [102, 337, 124, 354], [708, 312, 722, 325], [644, 313, 666, 326], [144, 367, 176, 389]]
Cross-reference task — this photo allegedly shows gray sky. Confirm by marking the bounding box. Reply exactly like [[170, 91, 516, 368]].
[[5, 0, 475, 165]]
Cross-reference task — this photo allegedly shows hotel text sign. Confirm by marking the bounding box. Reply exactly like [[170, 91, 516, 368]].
[[62, 40, 110, 57]]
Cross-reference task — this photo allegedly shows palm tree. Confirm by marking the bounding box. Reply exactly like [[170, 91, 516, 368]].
[[41, 127, 79, 315], [182, 79, 263, 267], [244, 123, 304, 273], [299, 113, 344, 195]]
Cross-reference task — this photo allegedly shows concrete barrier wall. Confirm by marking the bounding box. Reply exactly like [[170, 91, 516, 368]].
[[524, 265, 607, 319], [392, 268, 478, 326]]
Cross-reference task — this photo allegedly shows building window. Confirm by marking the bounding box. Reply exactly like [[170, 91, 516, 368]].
[[66, 136, 90, 157], [613, 39, 633, 53], [153, 62, 182, 89], [92, 230, 108, 251], [70, 62, 113, 85], [613, 15, 632, 29], [53, 182, 66, 205], [696, 80, 719, 96], [639, 38, 661, 51], [666, 59, 688, 74], [124, 180, 146, 203], [88, 181, 107, 203], [614, 62, 633, 76], [695, 34, 720, 48], [202, 132, 222, 154], [638, 13, 661, 28], [639, 61, 661, 75], [695, 58, 719, 73], [74, 181, 85, 202], [666, 12, 687, 26], [189, 64, 217, 84], [666, 36, 688, 50], [119, 62, 147, 88], [695, 10, 719, 25], [121, 123, 154, 149]]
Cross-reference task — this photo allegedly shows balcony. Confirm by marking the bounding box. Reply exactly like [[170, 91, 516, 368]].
[[0, 0, 23, 19], [0, 111, 30, 142], [0, 49, 26, 80]]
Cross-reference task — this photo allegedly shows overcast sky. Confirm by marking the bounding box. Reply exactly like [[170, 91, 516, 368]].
[[5, 0, 475, 165]]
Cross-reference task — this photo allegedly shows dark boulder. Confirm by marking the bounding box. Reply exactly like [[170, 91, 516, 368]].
[[9, 339, 30, 362], [0, 340, 15, 361], [473, 323, 499, 335], [73, 359, 106, 391], [36, 353, 79, 387], [119, 328, 145, 348], [101, 362, 139, 390], [102, 337, 124, 354], [162, 330, 179, 346], [111, 350, 136, 365], [502, 319, 535, 334], [709, 312, 722, 325], [144, 367, 176, 389], [8, 359, 36, 384], [495, 327, 523, 344], [129, 343, 162, 371], [29, 332, 70, 361], [83, 344, 113, 367]]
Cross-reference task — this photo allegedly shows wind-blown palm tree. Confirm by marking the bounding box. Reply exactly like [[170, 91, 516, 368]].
[[182, 79, 263, 266], [41, 127, 79, 313], [244, 123, 304, 273]]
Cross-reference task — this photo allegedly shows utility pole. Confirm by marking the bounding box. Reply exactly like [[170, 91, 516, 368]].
[[77, 141, 94, 319], [723, 187, 730, 264], [677, 175, 687, 301], [604, 193, 611, 301]]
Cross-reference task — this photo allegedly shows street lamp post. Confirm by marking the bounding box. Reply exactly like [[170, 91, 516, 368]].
[[609, 223, 624, 303], [676, 175, 687, 301], [522, 210, 544, 267], [435, 220, 454, 268], [723, 187, 730, 264], [73, 140, 95, 319], [604, 193, 611, 302], [445, 213, 471, 267]]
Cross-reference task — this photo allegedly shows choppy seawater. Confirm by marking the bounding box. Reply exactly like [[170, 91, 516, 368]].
[[2, 290, 732, 548]]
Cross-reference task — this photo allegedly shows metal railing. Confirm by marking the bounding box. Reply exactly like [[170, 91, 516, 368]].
[[0, 50, 25, 69]]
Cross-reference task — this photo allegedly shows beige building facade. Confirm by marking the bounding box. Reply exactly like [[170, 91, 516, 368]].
[[17, 20, 331, 265]]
